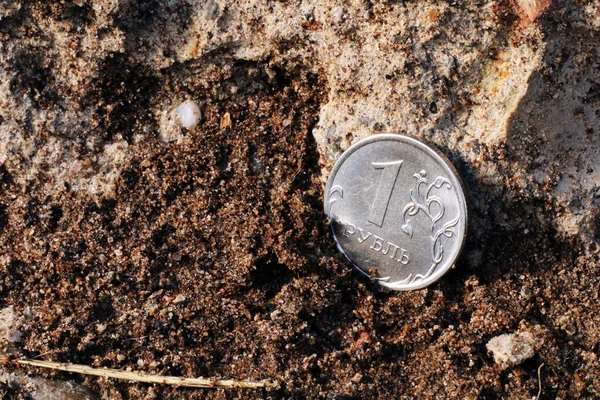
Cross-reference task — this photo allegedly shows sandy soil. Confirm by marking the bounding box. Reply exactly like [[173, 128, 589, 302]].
[[1, 1, 600, 399]]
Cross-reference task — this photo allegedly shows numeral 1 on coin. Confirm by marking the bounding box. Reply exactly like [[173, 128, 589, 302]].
[[368, 160, 403, 227]]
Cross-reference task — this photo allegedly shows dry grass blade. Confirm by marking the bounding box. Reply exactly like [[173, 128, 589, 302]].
[[536, 362, 545, 399], [17, 359, 277, 389]]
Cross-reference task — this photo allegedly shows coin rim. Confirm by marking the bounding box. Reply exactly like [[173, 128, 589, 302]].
[[324, 133, 468, 291]]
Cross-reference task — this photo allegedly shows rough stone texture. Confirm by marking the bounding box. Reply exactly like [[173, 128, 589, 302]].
[[486, 331, 536, 369], [1, 0, 600, 399], [0, 370, 97, 400], [0, 307, 23, 343]]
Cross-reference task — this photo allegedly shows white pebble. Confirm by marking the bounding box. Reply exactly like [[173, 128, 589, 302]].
[[486, 331, 535, 369], [175, 101, 201, 130]]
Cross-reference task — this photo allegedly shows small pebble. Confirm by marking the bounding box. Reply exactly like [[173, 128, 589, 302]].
[[173, 294, 186, 304], [351, 373, 363, 383], [175, 101, 201, 130], [486, 331, 535, 370]]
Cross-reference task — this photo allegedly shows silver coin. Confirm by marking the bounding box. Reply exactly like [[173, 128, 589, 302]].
[[324, 134, 467, 290]]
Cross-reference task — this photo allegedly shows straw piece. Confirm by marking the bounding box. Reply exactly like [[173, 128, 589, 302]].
[[17, 359, 277, 389]]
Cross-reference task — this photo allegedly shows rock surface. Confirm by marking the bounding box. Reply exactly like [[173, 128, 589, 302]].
[[1, 0, 600, 398], [0, 370, 96, 400]]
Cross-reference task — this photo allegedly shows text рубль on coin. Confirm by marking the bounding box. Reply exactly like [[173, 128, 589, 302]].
[[339, 220, 410, 265]]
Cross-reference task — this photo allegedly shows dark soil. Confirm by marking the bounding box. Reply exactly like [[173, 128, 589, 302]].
[[1, 1, 600, 399]]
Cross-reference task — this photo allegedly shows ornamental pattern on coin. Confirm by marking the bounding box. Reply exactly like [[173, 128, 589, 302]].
[[324, 134, 467, 290]]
